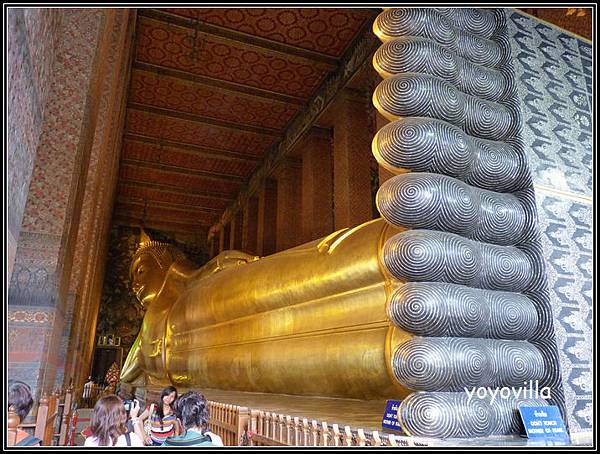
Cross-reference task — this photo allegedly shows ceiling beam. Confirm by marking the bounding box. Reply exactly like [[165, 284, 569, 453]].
[[121, 159, 247, 183], [208, 12, 380, 238], [127, 103, 282, 137], [118, 180, 235, 201], [114, 205, 218, 224], [113, 215, 210, 233], [117, 196, 223, 214], [133, 61, 306, 106], [139, 9, 339, 69], [124, 134, 261, 163]]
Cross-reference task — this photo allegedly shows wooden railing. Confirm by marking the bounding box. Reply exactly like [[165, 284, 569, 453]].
[[206, 400, 429, 447], [206, 402, 249, 446], [8, 387, 74, 446]]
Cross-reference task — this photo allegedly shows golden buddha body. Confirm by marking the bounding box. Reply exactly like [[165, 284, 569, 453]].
[[121, 220, 409, 400]]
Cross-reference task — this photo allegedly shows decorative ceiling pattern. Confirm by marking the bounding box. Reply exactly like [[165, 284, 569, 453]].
[[162, 8, 371, 57], [136, 16, 332, 98], [125, 109, 276, 154], [129, 69, 300, 130], [122, 140, 257, 177], [115, 8, 375, 233]]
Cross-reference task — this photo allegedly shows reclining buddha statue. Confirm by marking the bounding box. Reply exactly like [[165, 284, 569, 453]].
[[121, 7, 564, 438]]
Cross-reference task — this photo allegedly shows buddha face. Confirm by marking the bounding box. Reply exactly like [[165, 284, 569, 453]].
[[130, 253, 166, 308]]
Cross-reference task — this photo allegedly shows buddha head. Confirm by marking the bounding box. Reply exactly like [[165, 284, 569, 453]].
[[130, 230, 186, 308]]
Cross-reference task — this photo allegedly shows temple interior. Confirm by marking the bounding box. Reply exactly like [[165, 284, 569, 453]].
[[7, 7, 592, 447]]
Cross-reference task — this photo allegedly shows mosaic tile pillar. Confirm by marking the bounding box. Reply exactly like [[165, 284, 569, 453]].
[[7, 9, 60, 284], [332, 89, 374, 230], [8, 9, 108, 399], [508, 10, 593, 434], [301, 128, 334, 243]]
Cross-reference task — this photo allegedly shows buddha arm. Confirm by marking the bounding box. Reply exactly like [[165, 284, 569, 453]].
[[120, 333, 142, 383]]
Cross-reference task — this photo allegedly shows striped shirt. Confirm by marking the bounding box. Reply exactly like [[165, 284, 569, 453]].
[[149, 409, 177, 445]]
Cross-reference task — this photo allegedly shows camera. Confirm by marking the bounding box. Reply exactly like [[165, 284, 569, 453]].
[[123, 399, 135, 412]]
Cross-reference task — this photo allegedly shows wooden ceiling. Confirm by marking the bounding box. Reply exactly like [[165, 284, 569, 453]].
[[114, 8, 375, 235]]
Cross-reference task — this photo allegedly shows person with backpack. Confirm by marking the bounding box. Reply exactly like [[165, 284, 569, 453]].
[[161, 391, 223, 447], [84, 395, 144, 446], [8, 380, 41, 446]]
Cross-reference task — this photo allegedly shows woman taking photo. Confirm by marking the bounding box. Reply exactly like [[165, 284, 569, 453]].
[[84, 395, 144, 446], [139, 386, 178, 446]]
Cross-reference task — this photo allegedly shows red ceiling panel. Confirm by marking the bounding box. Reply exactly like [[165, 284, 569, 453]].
[[161, 8, 371, 57], [115, 203, 220, 224], [120, 164, 242, 195], [129, 69, 300, 130], [125, 109, 276, 155], [118, 185, 231, 210], [136, 16, 331, 98], [122, 140, 257, 177]]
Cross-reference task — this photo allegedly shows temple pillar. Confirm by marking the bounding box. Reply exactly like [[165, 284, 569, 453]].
[[223, 222, 231, 252], [332, 89, 374, 230], [301, 128, 334, 242], [64, 10, 133, 391], [242, 196, 259, 255], [275, 162, 303, 251], [230, 211, 243, 250], [8, 9, 125, 399], [256, 178, 277, 256], [218, 226, 225, 253]]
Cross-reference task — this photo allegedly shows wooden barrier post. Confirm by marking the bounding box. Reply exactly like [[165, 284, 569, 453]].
[[357, 428, 367, 446], [34, 394, 49, 443], [249, 409, 260, 446], [8, 407, 20, 446], [237, 406, 250, 446], [58, 387, 74, 445], [332, 423, 341, 446], [293, 417, 301, 445], [311, 420, 319, 446], [372, 430, 382, 446], [321, 421, 330, 446], [285, 415, 293, 445]]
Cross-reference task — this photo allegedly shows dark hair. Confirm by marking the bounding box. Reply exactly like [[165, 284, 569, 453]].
[[90, 395, 127, 446], [8, 380, 34, 422], [173, 391, 209, 431], [156, 386, 177, 427]]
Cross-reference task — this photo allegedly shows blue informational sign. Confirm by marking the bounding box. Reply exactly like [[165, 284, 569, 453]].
[[519, 406, 569, 442], [381, 399, 403, 432]]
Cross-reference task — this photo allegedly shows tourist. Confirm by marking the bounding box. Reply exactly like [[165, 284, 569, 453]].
[[84, 395, 144, 446], [8, 380, 41, 446], [161, 391, 223, 446], [116, 387, 139, 434], [138, 385, 178, 446]]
